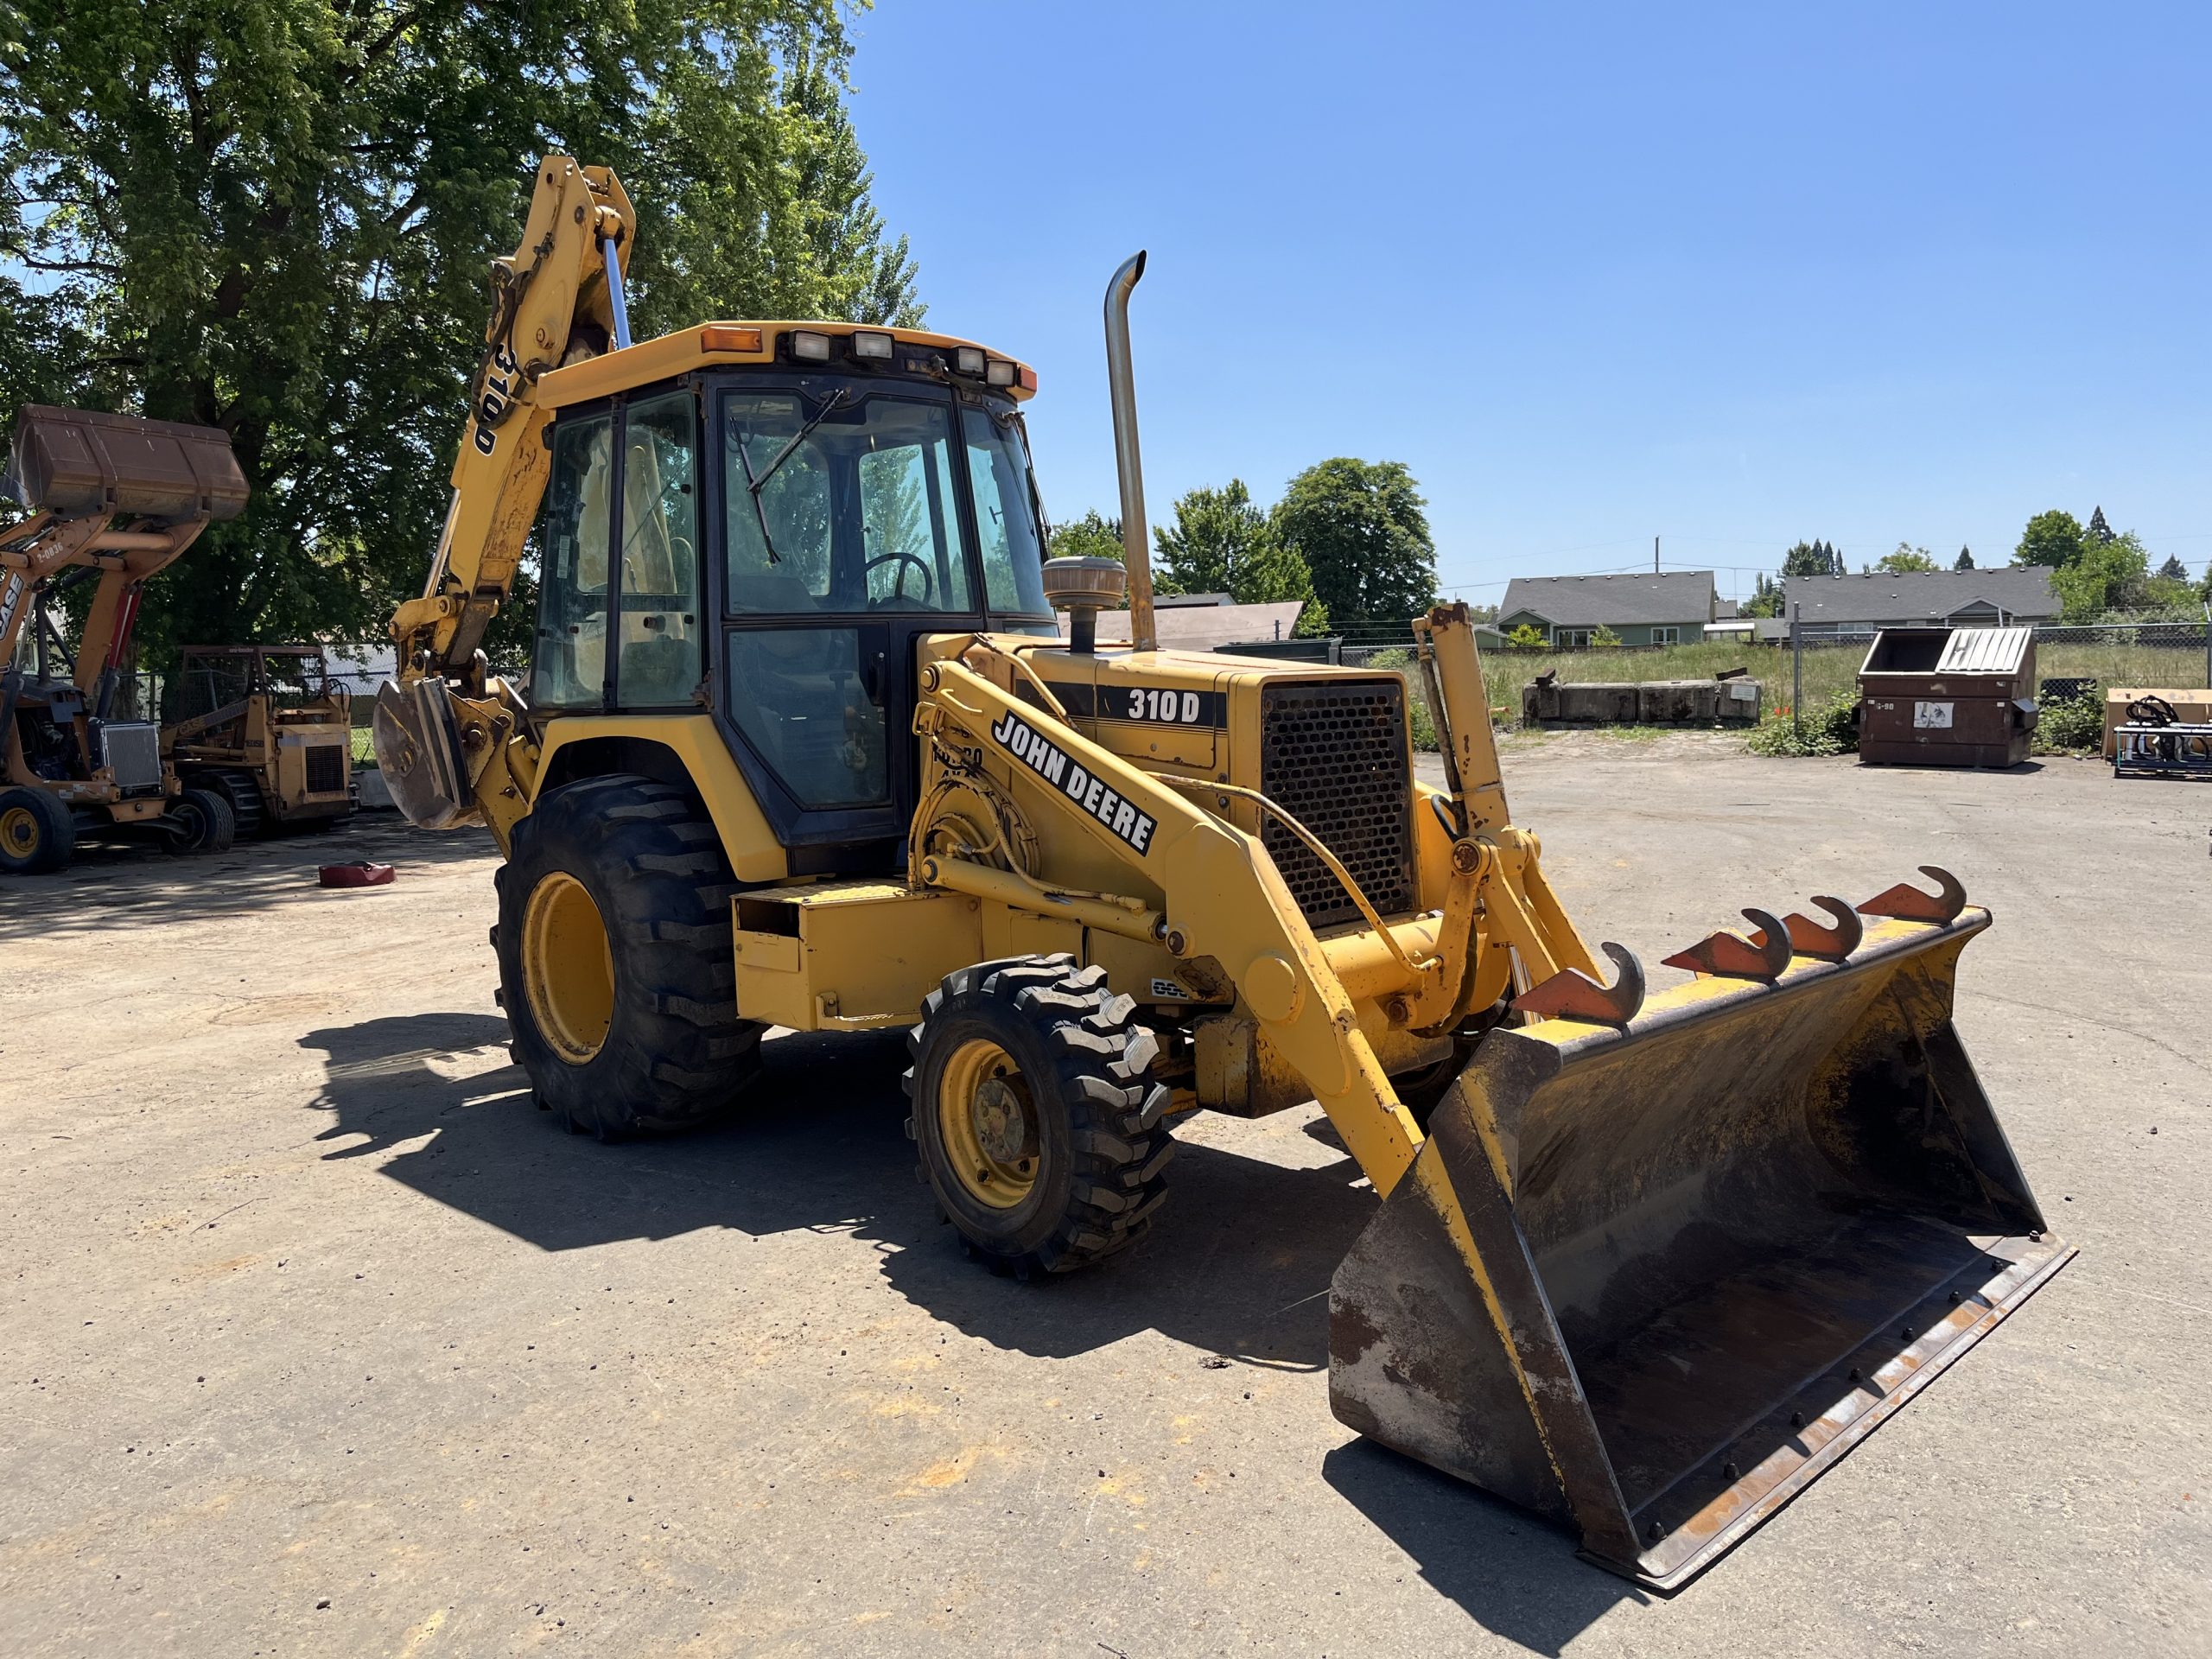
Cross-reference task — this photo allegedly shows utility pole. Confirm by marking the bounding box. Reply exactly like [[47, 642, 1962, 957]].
[[1791, 601, 1803, 742]]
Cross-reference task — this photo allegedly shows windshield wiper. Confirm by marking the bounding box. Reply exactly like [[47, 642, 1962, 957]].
[[749, 387, 849, 499], [728, 429, 784, 566]]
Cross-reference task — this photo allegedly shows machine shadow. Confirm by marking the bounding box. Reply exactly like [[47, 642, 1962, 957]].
[[300, 1013, 1378, 1370], [1321, 1440, 1644, 1654]]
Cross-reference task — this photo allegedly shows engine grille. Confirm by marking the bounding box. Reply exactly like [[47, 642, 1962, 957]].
[[304, 743, 347, 795], [1258, 680, 1415, 930]]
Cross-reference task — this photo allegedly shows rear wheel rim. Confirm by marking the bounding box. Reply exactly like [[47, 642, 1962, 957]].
[[520, 871, 614, 1064], [938, 1038, 1039, 1210], [1, 804, 39, 858]]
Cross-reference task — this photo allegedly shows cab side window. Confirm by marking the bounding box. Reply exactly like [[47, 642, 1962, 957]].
[[616, 393, 704, 707], [531, 412, 614, 708]]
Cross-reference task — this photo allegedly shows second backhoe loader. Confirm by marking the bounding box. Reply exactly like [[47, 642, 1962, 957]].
[[1, 404, 251, 874], [375, 157, 2070, 1591]]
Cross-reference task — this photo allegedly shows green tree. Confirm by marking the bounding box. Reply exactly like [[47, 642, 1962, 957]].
[[2051, 530, 2150, 620], [2017, 510, 2088, 569], [2158, 554, 2189, 582], [1269, 458, 1436, 628], [1877, 543, 1939, 574], [2086, 505, 2115, 544], [1046, 510, 1125, 563], [1955, 545, 1975, 570], [1743, 572, 1783, 618], [0, 0, 921, 669], [1780, 539, 1841, 577], [1153, 478, 1327, 635]]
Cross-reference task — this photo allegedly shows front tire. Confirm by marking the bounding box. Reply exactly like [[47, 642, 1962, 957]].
[[906, 955, 1174, 1276], [496, 773, 763, 1138], [0, 787, 75, 874], [163, 786, 236, 855]]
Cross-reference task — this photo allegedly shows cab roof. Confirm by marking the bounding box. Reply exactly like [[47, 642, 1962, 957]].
[[540, 321, 1038, 410]]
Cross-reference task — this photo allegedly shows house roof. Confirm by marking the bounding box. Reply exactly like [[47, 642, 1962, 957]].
[[1499, 570, 1717, 626], [1077, 600, 1308, 651], [1781, 567, 2056, 624]]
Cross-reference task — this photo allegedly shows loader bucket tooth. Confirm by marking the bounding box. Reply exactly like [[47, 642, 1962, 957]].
[[1330, 899, 2072, 1593], [1753, 896, 1864, 963], [1857, 864, 1967, 925], [1512, 942, 1646, 1027], [1660, 908, 1793, 981]]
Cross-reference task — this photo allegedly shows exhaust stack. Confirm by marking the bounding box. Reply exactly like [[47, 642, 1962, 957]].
[[1103, 251, 1157, 653]]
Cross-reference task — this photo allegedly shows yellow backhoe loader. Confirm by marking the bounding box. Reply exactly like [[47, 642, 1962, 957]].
[[1, 405, 251, 874], [375, 157, 2071, 1590]]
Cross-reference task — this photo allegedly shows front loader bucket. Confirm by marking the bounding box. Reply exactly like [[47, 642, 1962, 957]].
[[10, 404, 249, 523], [1330, 874, 2071, 1592]]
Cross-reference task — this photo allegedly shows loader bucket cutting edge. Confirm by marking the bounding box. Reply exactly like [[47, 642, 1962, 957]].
[[1328, 902, 2073, 1593]]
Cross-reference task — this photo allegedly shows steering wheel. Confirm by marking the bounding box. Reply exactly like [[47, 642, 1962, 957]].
[[863, 550, 933, 607]]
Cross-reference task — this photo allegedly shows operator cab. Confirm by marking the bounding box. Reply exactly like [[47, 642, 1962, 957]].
[[529, 324, 1054, 874]]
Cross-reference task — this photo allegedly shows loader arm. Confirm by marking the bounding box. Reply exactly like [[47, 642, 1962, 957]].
[[388, 158, 633, 681], [915, 655, 1423, 1189]]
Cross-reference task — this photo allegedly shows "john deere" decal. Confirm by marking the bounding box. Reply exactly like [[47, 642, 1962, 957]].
[[988, 709, 1159, 855]]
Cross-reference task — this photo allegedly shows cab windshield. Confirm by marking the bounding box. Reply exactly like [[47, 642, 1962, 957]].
[[721, 380, 1049, 620]]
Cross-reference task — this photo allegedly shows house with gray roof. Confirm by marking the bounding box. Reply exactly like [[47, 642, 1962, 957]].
[[1781, 568, 2056, 632], [1498, 570, 1720, 647]]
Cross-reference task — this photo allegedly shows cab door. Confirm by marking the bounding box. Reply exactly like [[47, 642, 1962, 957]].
[[709, 378, 982, 872]]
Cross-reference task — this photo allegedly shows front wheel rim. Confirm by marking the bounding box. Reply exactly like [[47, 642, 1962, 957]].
[[520, 871, 615, 1064], [0, 804, 39, 858], [938, 1038, 1039, 1210]]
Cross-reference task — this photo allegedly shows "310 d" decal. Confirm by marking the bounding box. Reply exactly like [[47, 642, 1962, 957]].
[[1044, 682, 1225, 729]]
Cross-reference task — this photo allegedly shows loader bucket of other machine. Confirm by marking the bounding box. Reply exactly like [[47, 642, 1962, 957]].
[[1329, 872, 2072, 1593], [9, 404, 249, 523]]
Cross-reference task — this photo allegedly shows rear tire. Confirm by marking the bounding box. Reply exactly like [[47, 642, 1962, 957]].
[[906, 955, 1173, 1276], [164, 786, 236, 855], [496, 773, 763, 1139], [0, 786, 75, 874]]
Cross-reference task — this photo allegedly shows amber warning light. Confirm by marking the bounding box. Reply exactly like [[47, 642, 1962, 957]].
[[697, 325, 764, 353]]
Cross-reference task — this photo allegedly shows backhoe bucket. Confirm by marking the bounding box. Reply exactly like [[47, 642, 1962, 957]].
[[1330, 876, 2071, 1592]]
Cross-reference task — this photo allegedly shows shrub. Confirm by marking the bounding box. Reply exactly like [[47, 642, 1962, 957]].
[[1506, 623, 1547, 648], [1590, 623, 1624, 649], [2036, 688, 2104, 752], [1746, 690, 1859, 757]]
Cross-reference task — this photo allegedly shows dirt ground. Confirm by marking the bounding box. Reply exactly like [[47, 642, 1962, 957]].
[[3, 738, 2206, 1658]]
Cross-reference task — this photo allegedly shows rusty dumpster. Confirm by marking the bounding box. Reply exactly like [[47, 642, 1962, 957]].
[[1858, 627, 2036, 768]]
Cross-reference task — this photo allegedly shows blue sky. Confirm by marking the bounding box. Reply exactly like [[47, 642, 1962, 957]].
[[844, 2, 2209, 606]]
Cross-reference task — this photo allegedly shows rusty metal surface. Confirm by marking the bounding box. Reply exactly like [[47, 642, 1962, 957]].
[[1328, 872, 2072, 1593], [1511, 940, 1646, 1026], [10, 404, 249, 523], [1856, 864, 1966, 924], [1658, 908, 1792, 981], [1752, 896, 1863, 962]]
